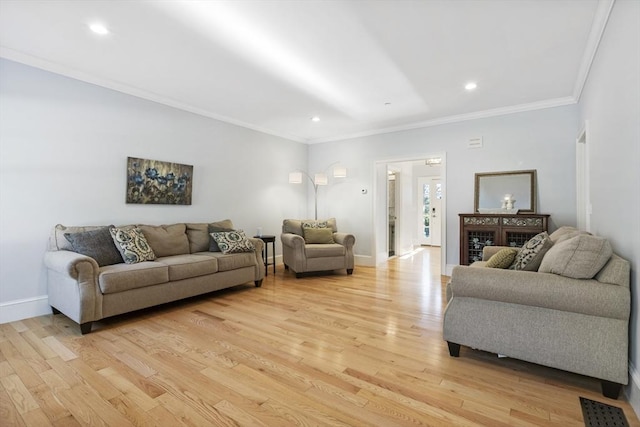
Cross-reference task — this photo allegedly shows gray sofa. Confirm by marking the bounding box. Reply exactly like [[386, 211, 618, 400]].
[[281, 218, 355, 277], [443, 226, 630, 399], [45, 220, 265, 334]]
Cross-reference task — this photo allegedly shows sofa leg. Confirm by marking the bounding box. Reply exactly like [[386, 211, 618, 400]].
[[80, 322, 93, 335], [51, 306, 61, 315], [601, 380, 622, 399], [254, 279, 263, 287], [295, 272, 303, 278], [284, 264, 289, 270], [447, 342, 461, 357], [347, 269, 353, 275]]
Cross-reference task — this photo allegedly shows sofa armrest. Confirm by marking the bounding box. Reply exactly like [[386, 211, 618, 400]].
[[333, 232, 355, 248], [44, 250, 99, 279], [449, 265, 630, 320]]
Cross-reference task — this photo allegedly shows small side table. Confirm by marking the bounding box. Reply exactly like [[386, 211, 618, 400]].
[[254, 235, 276, 276]]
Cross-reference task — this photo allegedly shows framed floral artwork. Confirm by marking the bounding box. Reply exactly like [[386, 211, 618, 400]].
[[126, 157, 193, 205]]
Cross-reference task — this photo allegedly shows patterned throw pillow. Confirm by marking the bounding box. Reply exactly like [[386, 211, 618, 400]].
[[303, 227, 335, 244], [109, 226, 156, 264], [210, 230, 255, 254], [208, 223, 234, 252], [485, 248, 518, 269], [64, 226, 123, 267], [302, 220, 328, 230], [512, 232, 553, 271]]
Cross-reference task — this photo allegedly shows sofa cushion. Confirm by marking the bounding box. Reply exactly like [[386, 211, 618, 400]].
[[485, 248, 518, 269], [186, 223, 210, 253], [549, 226, 588, 244], [283, 218, 337, 236], [98, 262, 168, 294], [303, 227, 335, 244], [198, 251, 256, 272], [512, 232, 553, 271], [539, 234, 613, 279], [52, 224, 105, 251], [305, 243, 346, 258], [210, 230, 255, 254], [139, 224, 190, 257], [64, 226, 123, 267], [155, 255, 218, 281], [208, 220, 235, 251], [110, 227, 156, 264]]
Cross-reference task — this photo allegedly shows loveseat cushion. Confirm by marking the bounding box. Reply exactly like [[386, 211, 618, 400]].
[[539, 234, 612, 279], [197, 251, 256, 272], [155, 254, 218, 281], [305, 243, 346, 258], [512, 232, 553, 271], [98, 262, 168, 294], [139, 224, 190, 257]]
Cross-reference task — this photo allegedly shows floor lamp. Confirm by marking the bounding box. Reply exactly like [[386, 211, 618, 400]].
[[289, 165, 347, 219]]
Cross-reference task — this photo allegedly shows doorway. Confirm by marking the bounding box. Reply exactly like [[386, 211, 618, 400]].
[[388, 171, 397, 256], [418, 177, 442, 246]]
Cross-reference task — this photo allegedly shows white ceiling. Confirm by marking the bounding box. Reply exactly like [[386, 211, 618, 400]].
[[0, 0, 608, 143]]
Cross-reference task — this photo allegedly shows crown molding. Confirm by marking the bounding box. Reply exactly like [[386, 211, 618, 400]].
[[307, 96, 577, 144], [0, 47, 307, 143], [572, 0, 615, 102]]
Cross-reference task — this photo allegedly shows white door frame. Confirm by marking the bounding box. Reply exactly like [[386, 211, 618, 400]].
[[372, 153, 447, 274], [576, 121, 591, 231]]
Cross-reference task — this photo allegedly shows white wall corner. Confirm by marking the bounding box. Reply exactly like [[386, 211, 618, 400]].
[[355, 254, 375, 267], [0, 295, 51, 324], [445, 264, 456, 277], [627, 361, 640, 418]]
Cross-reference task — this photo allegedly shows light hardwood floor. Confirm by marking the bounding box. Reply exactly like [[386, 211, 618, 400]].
[[2, 247, 638, 426]]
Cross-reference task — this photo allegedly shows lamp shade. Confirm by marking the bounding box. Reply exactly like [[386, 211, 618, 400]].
[[333, 166, 347, 178], [314, 173, 328, 185], [289, 172, 303, 184]]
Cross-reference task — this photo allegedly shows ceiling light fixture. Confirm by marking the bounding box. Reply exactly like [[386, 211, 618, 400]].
[[89, 23, 109, 35], [311, 116, 320, 122], [465, 82, 477, 91]]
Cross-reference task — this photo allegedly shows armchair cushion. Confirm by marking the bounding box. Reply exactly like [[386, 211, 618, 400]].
[[303, 227, 335, 244]]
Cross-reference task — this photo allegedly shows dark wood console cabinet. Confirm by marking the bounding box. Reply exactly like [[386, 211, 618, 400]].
[[459, 213, 550, 265]]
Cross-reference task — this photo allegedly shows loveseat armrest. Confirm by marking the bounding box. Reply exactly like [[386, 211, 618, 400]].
[[333, 232, 355, 248], [44, 250, 99, 279], [449, 265, 630, 320], [482, 245, 520, 261]]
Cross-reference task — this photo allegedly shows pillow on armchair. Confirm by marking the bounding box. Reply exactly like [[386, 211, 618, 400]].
[[303, 227, 335, 244]]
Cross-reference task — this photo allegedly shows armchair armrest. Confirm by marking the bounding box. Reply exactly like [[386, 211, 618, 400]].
[[333, 232, 355, 248], [281, 232, 305, 249]]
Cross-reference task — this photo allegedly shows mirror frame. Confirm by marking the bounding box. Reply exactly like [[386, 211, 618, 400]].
[[474, 169, 537, 214]]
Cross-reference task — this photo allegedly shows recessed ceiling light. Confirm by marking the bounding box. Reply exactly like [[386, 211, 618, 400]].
[[89, 23, 109, 35], [311, 116, 320, 122], [465, 82, 477, 91]]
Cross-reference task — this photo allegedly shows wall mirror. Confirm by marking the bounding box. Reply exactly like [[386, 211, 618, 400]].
[[474, 170, 537, 214]]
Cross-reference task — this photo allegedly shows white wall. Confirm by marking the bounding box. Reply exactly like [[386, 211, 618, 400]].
[[308, 105, 579, 270], [0, 59, 307, 321], [578, 0, 640, 411]]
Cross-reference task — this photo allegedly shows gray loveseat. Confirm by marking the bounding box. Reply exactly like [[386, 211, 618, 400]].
[[443, 226, 630, 398], [281, 218, 355, 278], [45, 220, 265, 334]]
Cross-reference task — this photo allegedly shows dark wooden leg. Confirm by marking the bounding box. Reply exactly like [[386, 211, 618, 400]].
[[447, 342, 461, 357], [284, 264, 289, 270], [80, 322, 93, 335], [254, 279, 263, 287], [347, 269, 353, 275], [51, 306, 61, 315], [295, 272, 303, 278], [601, 380, 622, 399]]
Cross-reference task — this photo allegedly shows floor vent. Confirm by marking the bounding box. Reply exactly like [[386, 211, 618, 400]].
[[580, 397, 629, 427]]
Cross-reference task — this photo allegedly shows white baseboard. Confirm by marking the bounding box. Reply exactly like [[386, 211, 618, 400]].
[[0, 295, 51, 324], [355, 254, 375, 267]]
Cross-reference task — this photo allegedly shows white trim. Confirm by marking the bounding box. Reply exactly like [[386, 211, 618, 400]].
[[0, 48, 307, 143], [572, 0, 615, 102], [354, 254, 375, 267], [630, 361, 640, 393], [0, 295, 51, 324]]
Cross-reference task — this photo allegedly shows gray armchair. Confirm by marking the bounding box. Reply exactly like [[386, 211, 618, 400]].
[[281, 218, 355, 278]]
